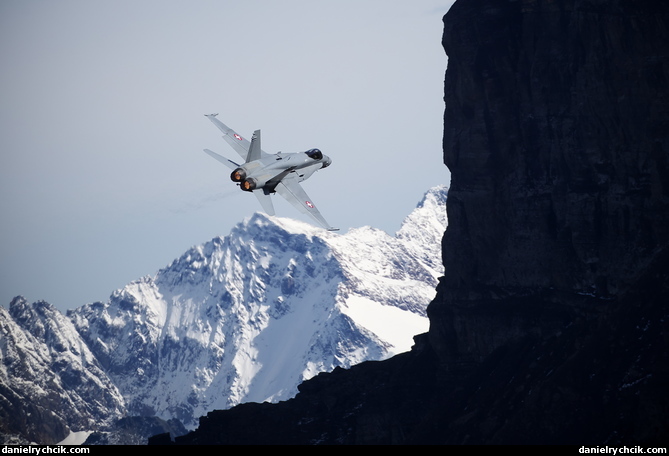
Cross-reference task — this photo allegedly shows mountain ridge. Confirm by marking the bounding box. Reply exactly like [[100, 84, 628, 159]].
[[1, 186, 447, 444]]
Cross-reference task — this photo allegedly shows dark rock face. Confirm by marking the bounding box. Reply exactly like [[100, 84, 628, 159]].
[[424, 0, 669, 443], [431, 0, 669, 365], [84, 416, 187, 445], [170, 0, 669, 445]]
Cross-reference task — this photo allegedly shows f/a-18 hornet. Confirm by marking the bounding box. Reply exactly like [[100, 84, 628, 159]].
[[203, 114, 338, 231]]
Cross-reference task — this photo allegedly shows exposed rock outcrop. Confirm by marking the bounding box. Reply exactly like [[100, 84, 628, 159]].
[[423, 0, 669, 443], [170, 0, 669, 445], [430, 0, 669, 366]]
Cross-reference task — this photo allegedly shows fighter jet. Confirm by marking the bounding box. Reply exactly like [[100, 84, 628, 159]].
[[203, 113, 338, 231]]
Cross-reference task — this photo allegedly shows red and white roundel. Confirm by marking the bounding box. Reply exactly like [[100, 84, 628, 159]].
[[234, 134, 242, 141], [305, 201, 314, 208]]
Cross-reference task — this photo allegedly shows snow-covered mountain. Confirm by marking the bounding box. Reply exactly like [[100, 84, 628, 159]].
[[0, 185, 447, 442], [0, 297, 125, 444]]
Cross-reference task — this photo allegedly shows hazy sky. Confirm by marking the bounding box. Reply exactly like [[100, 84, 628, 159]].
[[0, 0, 454, 312]]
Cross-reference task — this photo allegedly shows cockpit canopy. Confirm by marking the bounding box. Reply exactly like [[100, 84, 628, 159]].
[[305, 148, 323, 160]]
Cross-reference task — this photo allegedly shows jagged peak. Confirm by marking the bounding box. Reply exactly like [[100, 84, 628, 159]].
[[9, 295, 28, 305], [104, 186, 448, 310], [9, 295, 29, 312], [8, 296, 60, 326], [396, 185, 448, 236], [241, 211, 336, 239], [418, 184, 448, 209]]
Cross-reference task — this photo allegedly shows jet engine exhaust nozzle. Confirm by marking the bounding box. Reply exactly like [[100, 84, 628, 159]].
[[230, 168, 246, 182], [241, 178, 257, 192]]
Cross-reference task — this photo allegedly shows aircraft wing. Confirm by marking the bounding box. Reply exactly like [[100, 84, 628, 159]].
[[205, 113, 269, 162], [275, 175, 338, 231]]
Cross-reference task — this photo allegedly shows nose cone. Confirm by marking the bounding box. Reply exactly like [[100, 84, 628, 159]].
[[322, 156, 332, 168]]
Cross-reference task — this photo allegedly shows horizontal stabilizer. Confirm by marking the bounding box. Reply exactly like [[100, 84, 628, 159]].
[[203, 149, 240, 170], [253, 190, 275, 216]]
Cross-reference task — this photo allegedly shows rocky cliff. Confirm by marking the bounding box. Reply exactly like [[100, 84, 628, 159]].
[[169, 0, 669, 445], [426, 0, 669, 442], [430, 0, 669, 367]]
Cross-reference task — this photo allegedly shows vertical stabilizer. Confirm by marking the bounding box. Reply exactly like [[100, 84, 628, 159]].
[[247, 130, 262, 163]]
